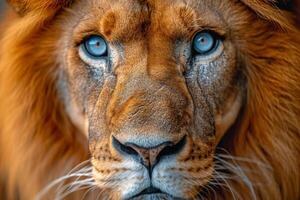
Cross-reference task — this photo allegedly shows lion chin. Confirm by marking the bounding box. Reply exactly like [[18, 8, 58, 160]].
[[0, 0, 300, 200]]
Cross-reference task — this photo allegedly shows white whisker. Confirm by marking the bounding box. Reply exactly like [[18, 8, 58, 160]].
[[56, 167, 93, 193], [56, 181, 96, 200], [80, 185, 98, 200], [214, 170, 240, 200], [35, 160, 94, 200], [214, 155, 257, 200], [218, 154, 271, 169]]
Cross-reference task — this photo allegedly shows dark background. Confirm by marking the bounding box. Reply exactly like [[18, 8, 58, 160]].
[[0, 0, 5, 10], [0, 0, 6, 19]]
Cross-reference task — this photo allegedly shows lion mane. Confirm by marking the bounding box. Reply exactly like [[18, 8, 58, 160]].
[[0, 0, 299, 199]]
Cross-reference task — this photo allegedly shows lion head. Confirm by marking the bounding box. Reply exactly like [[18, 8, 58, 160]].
[[0, 0, 299, 199]]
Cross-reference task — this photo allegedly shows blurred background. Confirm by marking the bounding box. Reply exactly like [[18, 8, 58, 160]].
[[0, 0, 4, 8], [0, 1, 299, 24], [0, 0, 6, 19], [0, 1, 299, 25]]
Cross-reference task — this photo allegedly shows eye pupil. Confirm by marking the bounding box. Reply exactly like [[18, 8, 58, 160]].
[[84, 35, 108, 58]]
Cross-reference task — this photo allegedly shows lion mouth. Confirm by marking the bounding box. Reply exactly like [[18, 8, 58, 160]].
[[130, 186, 162, 198], [129, 186, 176, 199]]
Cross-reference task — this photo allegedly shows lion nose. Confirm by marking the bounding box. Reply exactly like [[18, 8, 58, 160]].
[[112, 136, 186, 168]]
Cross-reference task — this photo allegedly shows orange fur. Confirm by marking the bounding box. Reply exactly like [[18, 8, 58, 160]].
[[0, 0, 299, 199]]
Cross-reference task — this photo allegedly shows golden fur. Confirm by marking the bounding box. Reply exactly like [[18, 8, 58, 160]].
[[0, 0, 299, 199]]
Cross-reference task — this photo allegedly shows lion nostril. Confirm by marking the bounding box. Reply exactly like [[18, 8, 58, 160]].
[[112, 136, 139, 156], [157, 135, 186, 159]]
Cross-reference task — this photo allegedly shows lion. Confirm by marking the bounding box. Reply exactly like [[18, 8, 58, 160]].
[[0, 0, 299, 199]]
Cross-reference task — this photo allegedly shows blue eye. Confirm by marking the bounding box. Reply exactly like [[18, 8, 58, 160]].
[[193, 31, 218, 55], [84, 35, 108, 58]]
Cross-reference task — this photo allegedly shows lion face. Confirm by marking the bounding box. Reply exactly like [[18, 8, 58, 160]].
[[58, 0, 244, 199]]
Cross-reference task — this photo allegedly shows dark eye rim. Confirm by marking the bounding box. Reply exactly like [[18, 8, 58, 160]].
[[191, 30, 222, 56], [82, 35, 109, 59]]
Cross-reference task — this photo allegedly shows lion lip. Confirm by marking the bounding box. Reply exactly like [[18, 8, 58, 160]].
[[130, 186, 163, 199]]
